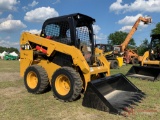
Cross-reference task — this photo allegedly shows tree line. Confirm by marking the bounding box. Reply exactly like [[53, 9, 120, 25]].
[[0, 46, 19, 54]]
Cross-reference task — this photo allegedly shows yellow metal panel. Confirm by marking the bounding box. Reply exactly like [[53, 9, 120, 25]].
[[116, 57, 123, 67], [143, 60, 160, 65], [141, 51, 149, 66], [20, 50, 33, 60], [20, 50, 33, 77], [20, 59, 32, 77], [95, 48, 110, 76], [140, 51, 160, 66], [20, 50, 33, 76], [37, 60, 61, 82], [20, 32, 90, 74], [83, 73, 91, 90], [104, 51, 113, 56], [90, 66, 108, 75]]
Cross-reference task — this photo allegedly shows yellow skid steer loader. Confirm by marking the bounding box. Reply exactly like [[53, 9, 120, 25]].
[[96, 44, 123, 69], [126, 34, 160, 81], [20, 13, 144, 115]]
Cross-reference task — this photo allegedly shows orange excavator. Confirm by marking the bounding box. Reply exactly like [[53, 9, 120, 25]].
[[113, 16, 152, 64]]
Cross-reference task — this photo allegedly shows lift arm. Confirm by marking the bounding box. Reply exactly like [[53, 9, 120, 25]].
[[121, 16, 152, 52]]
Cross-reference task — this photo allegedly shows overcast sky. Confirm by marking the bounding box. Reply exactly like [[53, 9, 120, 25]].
[[0, 0, 160, 48]]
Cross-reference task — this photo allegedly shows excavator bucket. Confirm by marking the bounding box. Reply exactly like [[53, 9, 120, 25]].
[[126, 66, 160, 81], [82, 73, 145, 115]]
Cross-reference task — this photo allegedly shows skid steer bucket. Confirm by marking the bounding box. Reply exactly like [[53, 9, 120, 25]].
[[82, 73, 145, 115], [126, 66, 160, 81]]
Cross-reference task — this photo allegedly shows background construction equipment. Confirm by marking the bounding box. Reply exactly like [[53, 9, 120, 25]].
[[126, 34, 160, 81], [96, 44, 123, 69], [113, 16, 152, 64]]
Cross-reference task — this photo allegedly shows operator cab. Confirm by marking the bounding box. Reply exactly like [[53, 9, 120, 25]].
[[40, 13, 95, 64]]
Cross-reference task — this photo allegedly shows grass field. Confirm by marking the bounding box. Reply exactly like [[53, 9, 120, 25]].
[[0, 60, 160, 120]]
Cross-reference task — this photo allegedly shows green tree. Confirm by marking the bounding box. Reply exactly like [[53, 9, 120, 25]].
[[0, 46, 19, 54], [151, 22, 160, 34], [108, 31, 136, 46], [137, 39, 149, 55]]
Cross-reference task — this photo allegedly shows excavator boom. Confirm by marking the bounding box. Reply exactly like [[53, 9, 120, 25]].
[[121, 16, 152, 52]]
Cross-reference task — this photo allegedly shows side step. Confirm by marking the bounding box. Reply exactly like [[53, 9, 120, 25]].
[[82, 73, 145, 116], [126, 66, 160, 81]]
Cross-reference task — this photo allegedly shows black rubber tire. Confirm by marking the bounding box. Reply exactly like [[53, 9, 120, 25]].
[[24, 65, 49, 94], [110, 60, 118, 69], [51, 67, 83, 102], [132, 57, 139, 64], [157, 74, 160, 81]]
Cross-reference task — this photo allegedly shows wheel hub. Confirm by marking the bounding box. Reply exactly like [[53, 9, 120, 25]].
[[55, 75, 71, 96], [27, 71, 38, 89]]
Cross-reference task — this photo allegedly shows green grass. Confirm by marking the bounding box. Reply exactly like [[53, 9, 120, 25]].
[[0, 61, 160, 120], [0, 59, 20, 72]]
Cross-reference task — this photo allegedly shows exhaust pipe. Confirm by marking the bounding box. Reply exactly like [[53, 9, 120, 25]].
[[126, 66, 160, 81], [82, 74, 145, 115]]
